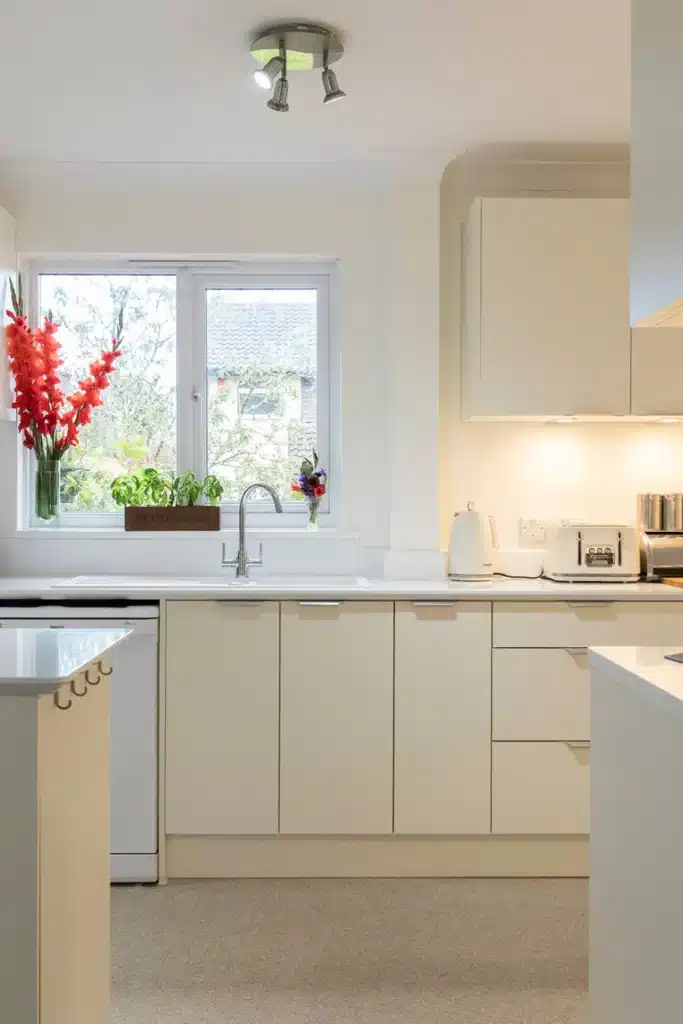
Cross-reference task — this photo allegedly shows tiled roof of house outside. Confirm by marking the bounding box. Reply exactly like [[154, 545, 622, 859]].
[[207, 300, 316, 378]]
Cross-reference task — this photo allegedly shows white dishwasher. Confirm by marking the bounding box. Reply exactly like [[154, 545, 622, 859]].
[[0, 603, 159, 883]]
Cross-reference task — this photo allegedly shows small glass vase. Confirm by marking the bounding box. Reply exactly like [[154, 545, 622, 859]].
[[307, 497, 321, 530], [35, 459, 61, 523]]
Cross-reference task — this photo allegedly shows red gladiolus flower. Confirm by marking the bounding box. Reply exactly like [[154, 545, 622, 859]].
[[4, 299, 123, 459], [313, 485, 326, 498]]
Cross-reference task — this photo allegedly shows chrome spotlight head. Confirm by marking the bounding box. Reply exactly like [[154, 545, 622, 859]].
[[322, 66, 346, 103], [253, 55, 284, 90], [267, 77, 290, 112]]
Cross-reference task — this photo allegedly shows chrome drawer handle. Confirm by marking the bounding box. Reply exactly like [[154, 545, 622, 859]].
[[411, 601, 456, 608], [567, 602, 614, 608], [218, 600, 265, 606], [565, 741, 590, 749], [298, 601, 343, 607]]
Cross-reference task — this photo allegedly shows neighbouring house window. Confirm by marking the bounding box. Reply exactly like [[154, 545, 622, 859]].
[[28, 264, 333, 526], [205, 288, 317, 501]]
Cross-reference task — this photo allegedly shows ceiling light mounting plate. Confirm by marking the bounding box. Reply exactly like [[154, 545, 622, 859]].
[[250, 22, 344, 72]]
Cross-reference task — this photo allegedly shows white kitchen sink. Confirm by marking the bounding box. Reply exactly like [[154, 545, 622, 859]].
[[55, 575, 370, 590]]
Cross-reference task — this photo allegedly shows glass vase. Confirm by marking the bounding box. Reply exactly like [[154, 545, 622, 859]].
[[307, 497, 321, 530], [35, 459, 61, 523]]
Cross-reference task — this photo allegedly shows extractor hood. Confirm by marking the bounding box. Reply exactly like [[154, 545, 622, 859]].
[[631, 0, 683, 326]]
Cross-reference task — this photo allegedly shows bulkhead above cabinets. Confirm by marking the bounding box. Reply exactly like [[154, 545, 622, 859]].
[[460, 196, 683, 421]]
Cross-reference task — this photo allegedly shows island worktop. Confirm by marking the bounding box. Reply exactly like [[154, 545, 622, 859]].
[[0, 627, 130, 695], [0, 628, 129, 1024], [589, 645, 683, 1024]]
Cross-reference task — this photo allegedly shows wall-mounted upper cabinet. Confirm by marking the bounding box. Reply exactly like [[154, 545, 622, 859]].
[[631, 325, 683, 416], [462, 197, 631, 419]]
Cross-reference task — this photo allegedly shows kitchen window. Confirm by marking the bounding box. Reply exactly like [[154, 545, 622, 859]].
[[27, 262, 333, 527]]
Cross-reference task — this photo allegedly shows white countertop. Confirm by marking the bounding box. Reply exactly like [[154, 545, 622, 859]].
[[590, 646, 683, 718], [0, 574, 681, 601], [0, 628, 130, 696]]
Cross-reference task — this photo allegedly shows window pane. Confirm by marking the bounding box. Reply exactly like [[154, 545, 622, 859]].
[[39, 275, 177, 513], [206, 288, 317, 501]]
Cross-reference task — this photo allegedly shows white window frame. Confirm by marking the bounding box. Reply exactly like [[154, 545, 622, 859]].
[[23, 258, 338, 530]]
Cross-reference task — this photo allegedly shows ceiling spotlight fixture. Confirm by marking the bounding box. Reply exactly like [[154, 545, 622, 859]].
[[253, 55, 284, 90], [322, 49, 346, 104], [250, 22, 346, 112]]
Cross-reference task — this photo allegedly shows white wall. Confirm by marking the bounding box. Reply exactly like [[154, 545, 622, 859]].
[[440, 149, 683, 548], [0, 160, 442, 577], [2, 151, 667, 579]]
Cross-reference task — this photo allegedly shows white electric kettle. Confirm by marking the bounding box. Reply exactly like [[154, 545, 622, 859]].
[[448, 502, 498, 580]]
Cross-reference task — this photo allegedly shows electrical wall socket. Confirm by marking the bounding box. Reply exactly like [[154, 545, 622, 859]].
[[518, 518, 547, 548]]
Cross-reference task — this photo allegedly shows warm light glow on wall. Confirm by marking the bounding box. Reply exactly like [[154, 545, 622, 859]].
[[627, 431, 683, 493]]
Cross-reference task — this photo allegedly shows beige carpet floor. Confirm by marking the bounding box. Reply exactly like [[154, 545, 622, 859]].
[[112, 878, 587, 1023]]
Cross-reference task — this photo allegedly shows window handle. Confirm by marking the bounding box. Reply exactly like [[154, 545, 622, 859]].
[[191, 387, 202, 404]]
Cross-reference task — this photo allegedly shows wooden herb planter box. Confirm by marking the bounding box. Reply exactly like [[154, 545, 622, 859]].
[[124, 506, 220, 532]]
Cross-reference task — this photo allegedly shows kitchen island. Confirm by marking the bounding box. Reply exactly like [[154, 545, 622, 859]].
[[0, 627, 130, 1024], [589, 646, 683, 1024]]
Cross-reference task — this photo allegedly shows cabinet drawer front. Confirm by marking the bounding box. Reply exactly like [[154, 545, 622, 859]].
[[493, 648, 589, 741], [493, 601, 683, 648], [492, 742, 590, 835]]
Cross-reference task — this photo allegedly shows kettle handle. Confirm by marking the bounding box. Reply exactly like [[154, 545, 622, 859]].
[[488, 515, 498, 549]]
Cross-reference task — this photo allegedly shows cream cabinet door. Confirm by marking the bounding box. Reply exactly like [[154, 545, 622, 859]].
[[165, 601, 280, 835], [493, 648, 590, 742], [38, 671, 110, 1024], [280, 602, 394, 835], [492, 742, 590, 835], [394, 602, 491, 834], [631, 325, 683, 415], [463, 197, 630, 418]]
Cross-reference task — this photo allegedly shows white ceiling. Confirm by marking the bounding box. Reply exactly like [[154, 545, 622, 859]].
[[0, 0, 629, 163]]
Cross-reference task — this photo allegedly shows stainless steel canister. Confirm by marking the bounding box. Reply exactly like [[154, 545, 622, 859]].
[[662, 493, 683, 531], [637, 493, 664, 532]]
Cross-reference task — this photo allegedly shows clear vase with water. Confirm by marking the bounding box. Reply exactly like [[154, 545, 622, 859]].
[[35, 459, 61, 523]]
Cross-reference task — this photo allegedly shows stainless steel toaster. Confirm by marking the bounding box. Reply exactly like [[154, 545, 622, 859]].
[[641, 533, 683, 581], [544, 525, 641, 583]]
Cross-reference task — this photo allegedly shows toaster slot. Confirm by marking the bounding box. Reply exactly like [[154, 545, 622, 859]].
[[577, 531, 582, 567]]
